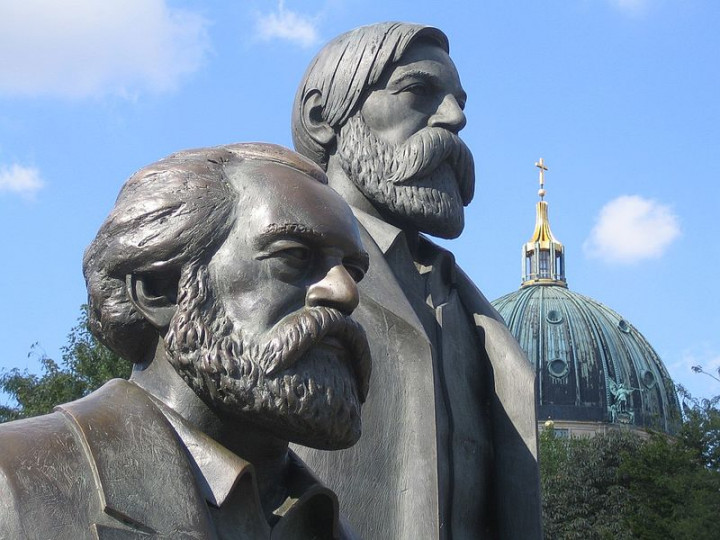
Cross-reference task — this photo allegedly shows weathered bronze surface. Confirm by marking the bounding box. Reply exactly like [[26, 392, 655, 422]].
[[292, 22, 542, 538], [0, 143, 371, 539]]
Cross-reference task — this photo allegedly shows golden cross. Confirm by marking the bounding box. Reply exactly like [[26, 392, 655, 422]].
[[535, 158, 548, 200]]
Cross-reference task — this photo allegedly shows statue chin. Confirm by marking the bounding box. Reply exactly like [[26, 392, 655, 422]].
[[381, 206, 464, 239], [336, 116, 473, 239], [261, 348, 364, 451], [374, 167, 467, 239]]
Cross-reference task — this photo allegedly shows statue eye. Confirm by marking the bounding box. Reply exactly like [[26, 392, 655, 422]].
[[402, 82, 430, 96], [273, 246, 312, 268], [256, 243, 314, 283], [343, 262, 366, 283], [256, 241, 313, 271]]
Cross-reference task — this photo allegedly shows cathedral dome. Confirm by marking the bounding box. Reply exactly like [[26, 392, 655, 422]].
[[492, 160, 682, 435]]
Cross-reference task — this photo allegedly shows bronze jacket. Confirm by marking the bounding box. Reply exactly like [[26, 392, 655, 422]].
[[0, 379, 349, 539], [293, 210, 542, 539]]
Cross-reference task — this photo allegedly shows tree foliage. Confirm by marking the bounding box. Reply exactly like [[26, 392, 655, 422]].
[[676, 386, 720, 472], [620, 432, 720, 539], [0, 306, 131, 422], [540, 389, 720, 539], [540, 428, 639, 539]]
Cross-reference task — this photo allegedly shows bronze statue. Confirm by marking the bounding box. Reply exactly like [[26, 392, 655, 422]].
[[292, 22, 542, 538], [0, 143, 371, 539]]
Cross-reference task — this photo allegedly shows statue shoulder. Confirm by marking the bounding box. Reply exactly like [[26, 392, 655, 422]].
[[0, 381, 147, 538], [454, 264, 501, 319], [0, 410, 97, 538], [0, 409, 79, 475]]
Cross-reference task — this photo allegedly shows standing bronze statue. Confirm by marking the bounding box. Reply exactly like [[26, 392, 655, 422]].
[[292, 22, 542, 538], [0, 143, 371, 539]]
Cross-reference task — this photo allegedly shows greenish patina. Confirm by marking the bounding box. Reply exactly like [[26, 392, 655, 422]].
[[492, 161, 681, 434]]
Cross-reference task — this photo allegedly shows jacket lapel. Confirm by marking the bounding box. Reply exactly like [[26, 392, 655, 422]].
[[59, 379, 215, 538], [453, 266, 539, 457], [354, 219, 427, 338]]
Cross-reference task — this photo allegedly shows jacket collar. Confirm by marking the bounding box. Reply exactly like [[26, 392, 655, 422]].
[[150, 395, 253, 508], [62, 379, 343, 538], [351, 208, 427, 338], [160, 399, 343, 538], [59, 379, 214, 537]]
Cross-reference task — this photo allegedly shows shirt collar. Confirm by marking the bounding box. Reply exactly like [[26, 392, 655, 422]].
[[150, 395, 341, 536], [353, 206, 457, 287], [352, 207, 405, 255], [151, 396, 252, 507], [417, 235, 457, 289]]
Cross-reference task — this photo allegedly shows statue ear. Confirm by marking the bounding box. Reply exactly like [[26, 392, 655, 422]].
[[126, 273, 178, 331], [301, 90, 335, 146]]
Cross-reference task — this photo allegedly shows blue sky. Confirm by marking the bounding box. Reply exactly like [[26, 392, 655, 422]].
[[1, 0, 718, 403]]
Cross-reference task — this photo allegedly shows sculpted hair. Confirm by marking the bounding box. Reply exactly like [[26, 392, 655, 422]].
[[83, 143, 326, 363], [292, 22, 449, 169]]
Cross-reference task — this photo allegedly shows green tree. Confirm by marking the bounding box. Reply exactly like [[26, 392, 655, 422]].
[[617, 388, 720, 539], [620, 432, 720, 539], [0, 306, 131, 422], [540, 427, 639, 539], [676, 386, 720, 472], [540, 389, 720, 540]]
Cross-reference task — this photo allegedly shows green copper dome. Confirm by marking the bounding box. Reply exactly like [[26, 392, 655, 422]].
[[493, 285, 681, 433], [492, 160, 682, 434]]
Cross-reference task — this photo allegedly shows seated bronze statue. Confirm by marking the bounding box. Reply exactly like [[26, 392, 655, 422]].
[[0, 143, 371, 539]]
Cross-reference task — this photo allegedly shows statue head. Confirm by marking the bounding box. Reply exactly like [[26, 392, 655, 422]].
[[292, 22, 475, 239], [83, 143, 371, 450]]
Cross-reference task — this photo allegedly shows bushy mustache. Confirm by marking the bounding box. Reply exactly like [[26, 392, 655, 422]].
[[259, 306, 372, 402], [385, 126, 475, 205]]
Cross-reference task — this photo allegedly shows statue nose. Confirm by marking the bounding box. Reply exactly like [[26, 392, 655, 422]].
[[428, 94, 466, 133], [306, 264, 360, 315]]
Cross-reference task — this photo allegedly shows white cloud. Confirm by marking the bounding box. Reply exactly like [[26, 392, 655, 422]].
[[583, 195, 680, 264], [255, 1, 320, 48], [0, 164, 44, 199], [0, 0, 209, 98]]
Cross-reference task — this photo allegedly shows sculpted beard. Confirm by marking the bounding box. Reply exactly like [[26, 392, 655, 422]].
[[336, 115, 475, 239], [164, 263, 371, 450]]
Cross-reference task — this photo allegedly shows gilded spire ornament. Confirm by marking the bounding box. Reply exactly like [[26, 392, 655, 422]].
[[522, 158, 566, 287], [535, 158, 548, 200]]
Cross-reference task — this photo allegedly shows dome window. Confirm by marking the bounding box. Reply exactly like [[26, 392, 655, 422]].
[[546, 309, 563, 324], [641, 370, 656, 388], [548, 358, 569, 378], [539, 251, 550, 278], [618, 320, 631, 333]]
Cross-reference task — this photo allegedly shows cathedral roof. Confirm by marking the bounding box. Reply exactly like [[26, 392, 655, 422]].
[[492, 160, 682, 434]]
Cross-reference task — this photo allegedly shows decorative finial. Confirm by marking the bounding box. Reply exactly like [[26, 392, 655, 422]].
[[522, 157, 566, 288], [535, 158, 548, 200]]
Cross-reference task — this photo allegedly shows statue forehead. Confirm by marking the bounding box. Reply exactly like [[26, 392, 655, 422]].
[[373, 39, 461, 87], [224, 159, 357, 236], [347, 30, 451, 90]]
